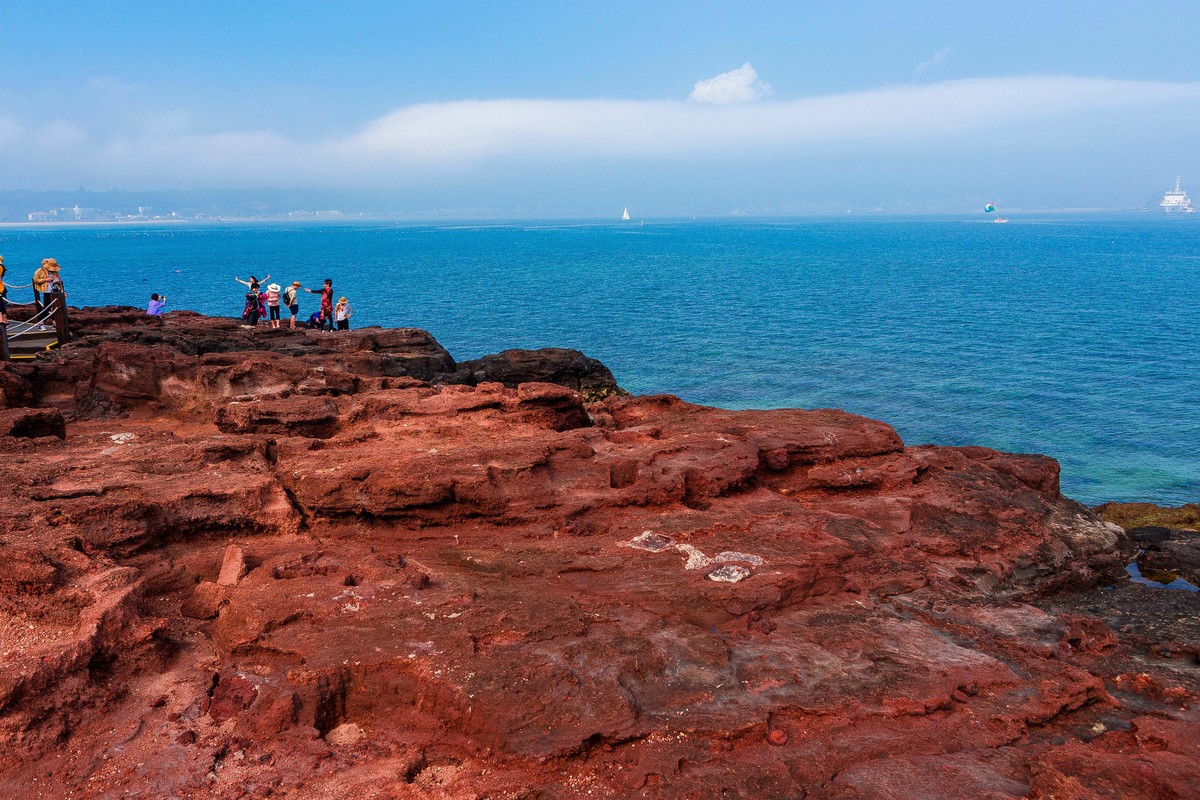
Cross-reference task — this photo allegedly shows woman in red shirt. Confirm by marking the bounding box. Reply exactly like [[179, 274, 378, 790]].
[[305, 279, 334, 331]]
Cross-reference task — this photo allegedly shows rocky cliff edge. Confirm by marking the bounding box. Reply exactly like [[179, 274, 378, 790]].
[[0, 308, 1196, 799]]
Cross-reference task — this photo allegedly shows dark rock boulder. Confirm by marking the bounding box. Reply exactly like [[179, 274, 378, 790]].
[[448, 347, 622, 401]]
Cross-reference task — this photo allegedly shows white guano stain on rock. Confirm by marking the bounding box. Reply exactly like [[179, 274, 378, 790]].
[[622, 531, 763, 581]]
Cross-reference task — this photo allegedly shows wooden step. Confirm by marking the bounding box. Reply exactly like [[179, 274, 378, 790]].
[[4, 327, 59, 359]]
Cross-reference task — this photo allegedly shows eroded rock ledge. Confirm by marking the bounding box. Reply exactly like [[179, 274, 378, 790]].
[[0, 308, 1196, 799]]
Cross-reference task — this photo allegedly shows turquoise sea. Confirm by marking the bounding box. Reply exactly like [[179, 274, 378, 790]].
[[1, 215, 1197, 507]]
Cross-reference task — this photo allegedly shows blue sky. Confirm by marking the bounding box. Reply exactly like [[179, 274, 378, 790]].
[[3, 1, 1199, 214]]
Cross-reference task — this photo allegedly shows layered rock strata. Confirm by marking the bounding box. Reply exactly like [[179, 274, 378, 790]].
[[0, 309, 1196, 799]]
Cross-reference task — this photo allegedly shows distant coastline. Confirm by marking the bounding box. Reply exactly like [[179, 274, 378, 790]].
[[0, 207, 1188, 229]]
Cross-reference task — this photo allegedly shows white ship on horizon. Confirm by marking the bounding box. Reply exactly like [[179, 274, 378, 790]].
[[1159, 177, 1196, 213]]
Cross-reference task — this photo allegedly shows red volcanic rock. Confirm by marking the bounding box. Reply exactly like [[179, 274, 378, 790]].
[[180, 580, 230, 620], [0, 365, 33, 409], [0, 546, 62, 594], [0, 308, 1195, 799], [215, 395, 341, 437], [90, 340, 190, 404], [207, 674, 258, 723], [216, 544, 248, 586]]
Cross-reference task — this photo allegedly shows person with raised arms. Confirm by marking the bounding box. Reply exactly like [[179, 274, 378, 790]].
[[235, 274, 269, 293]]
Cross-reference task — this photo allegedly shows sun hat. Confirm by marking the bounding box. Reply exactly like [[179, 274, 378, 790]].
[[267, 283, 281, 292], [45, 259, 60, 271], [292, 280, 302, 286], [338, 296, 347, 303]]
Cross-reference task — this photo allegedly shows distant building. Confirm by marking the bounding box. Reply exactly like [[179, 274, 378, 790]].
[[27, 211, 57, 221], [55, 206, 108, 221], [287, 210, 344, 218]]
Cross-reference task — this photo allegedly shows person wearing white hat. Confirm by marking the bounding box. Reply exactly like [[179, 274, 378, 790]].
[[265, 283, 282, 329]]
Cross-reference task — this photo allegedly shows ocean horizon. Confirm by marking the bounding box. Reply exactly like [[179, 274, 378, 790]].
[[2, 213, 1197, 507]]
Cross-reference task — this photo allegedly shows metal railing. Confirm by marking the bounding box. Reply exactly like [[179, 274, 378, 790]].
[[2, 291, 70, 361]]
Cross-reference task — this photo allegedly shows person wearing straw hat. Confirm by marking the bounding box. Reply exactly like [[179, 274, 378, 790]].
[[47, 260, 64, 293], [334, 296, 352, 331], [0, 256, 8, 326], [265, 282, 283, 329], [282, 280, 302, 329], [32, 258, 57, 311]]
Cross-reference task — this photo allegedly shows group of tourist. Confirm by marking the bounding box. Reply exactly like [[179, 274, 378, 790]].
[[234, 275, 352, 331], [0, 255, 67, 326], [0, 254, 355, 333]]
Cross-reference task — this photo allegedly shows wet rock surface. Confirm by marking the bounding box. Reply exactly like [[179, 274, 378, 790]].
[[0, 308, 1197, 799], [1128, 526, 1200, 587]]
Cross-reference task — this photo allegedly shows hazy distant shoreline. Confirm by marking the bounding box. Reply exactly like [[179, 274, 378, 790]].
[[0, 208, 1179, 230]]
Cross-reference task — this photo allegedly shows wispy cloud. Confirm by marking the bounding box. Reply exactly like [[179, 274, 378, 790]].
[[914, 46, 954, 77], [1, 75, 1198, 188], [689, 63, 771, 105]]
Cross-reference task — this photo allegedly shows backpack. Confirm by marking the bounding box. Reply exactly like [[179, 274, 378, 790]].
[[283, 287, 297, 306]]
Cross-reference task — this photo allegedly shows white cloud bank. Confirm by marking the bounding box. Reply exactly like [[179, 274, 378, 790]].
[[1, 75, 1199, 187], [340, 75, 1200, 163], [689, 63, 771, 104]]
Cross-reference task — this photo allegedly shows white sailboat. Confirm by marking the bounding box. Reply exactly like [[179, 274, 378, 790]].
[[621, 207, 631, 221]]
